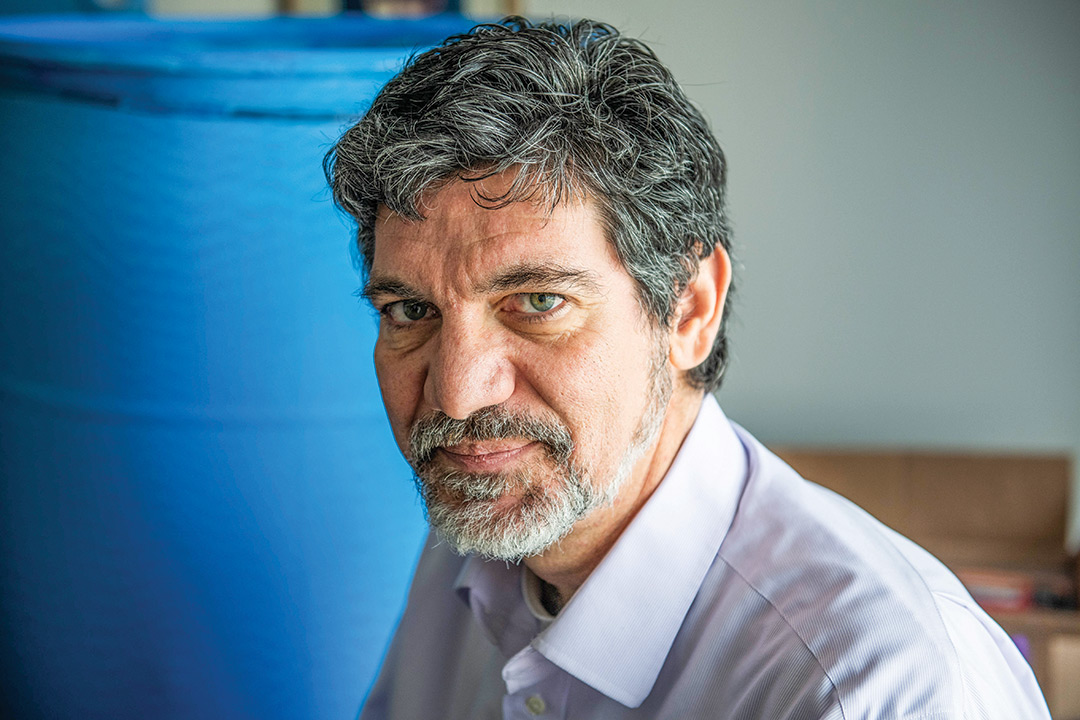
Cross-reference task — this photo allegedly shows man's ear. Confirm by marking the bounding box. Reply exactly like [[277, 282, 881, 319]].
[[669, 246, 732, 372]]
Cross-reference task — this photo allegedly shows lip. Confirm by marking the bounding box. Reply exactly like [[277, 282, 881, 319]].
[[438, 440, 539, 473]]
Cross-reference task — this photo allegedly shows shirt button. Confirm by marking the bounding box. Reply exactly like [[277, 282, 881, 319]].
[[525, 694, 546, 715]]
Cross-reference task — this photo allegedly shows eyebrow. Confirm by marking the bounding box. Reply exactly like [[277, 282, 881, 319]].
[[361, 277, 423, 303], [477, 262, 603, 295], [362, 262, 604, 304]]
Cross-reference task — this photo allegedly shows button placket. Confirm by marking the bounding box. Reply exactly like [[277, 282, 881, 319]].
[[503, 667, 573, 720], [524, 694, 546, 715]]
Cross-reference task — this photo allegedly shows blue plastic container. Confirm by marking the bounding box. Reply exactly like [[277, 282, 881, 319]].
[[0, 15, 469, 719]]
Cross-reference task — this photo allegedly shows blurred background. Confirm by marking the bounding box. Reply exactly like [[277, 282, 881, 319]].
[[0, 0, 1077, 718]]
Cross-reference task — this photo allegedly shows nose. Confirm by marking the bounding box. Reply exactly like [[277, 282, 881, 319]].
[[424, 318, 515, 420]]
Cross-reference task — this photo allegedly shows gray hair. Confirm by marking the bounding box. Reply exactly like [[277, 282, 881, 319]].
[[325, 17, 734, 390]]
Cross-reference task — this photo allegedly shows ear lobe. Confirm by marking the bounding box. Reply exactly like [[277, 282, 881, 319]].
[[669, 246, 732, 373]]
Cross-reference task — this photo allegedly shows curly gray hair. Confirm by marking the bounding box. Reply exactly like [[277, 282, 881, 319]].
[[325, 17, 734, 391]]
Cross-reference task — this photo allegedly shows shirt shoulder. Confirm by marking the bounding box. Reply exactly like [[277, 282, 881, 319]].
[[695, 432, 1049, 720]]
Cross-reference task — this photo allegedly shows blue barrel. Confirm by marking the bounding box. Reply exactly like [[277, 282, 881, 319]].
[[0, 16, 469, 720]]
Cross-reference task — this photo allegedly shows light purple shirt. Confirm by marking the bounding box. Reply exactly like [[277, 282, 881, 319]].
[[360, 397, 1050, 719]]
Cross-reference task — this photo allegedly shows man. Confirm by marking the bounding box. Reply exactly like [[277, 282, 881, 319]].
[[326, 17, 1050, 720]]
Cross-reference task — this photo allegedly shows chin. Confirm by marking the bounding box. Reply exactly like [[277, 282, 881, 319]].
[[417, 466, 601, 562]]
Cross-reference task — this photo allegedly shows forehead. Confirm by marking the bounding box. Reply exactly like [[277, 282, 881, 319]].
[[370, 178, 628, 295]]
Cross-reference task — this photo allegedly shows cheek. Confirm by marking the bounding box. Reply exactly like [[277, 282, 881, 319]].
[[528, 331, 645, 441], [373, 342, 423, 452]]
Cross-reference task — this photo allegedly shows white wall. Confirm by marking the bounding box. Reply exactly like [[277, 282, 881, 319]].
[[526, 0, 1080, 545]]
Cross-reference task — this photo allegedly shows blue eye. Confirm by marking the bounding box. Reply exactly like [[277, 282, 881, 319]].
[[385, 300, 431, 323], [525, 293, 562, 313]]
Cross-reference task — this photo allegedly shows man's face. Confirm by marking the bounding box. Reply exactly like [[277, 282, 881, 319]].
[[366, 175, 672, 561]]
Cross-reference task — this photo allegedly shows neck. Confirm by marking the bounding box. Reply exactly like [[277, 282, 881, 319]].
[[523, 384, 705, 606], [539, 577, 563, 615]]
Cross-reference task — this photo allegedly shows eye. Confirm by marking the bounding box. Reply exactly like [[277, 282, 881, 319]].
[[384, 299, 433, 324], [516, 293, 565, 314]]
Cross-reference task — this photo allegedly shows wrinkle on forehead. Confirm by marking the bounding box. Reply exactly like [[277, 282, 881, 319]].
[[371, 180, 618, 305], [407, 166, 586, 220], [375, 168, 590, 235]]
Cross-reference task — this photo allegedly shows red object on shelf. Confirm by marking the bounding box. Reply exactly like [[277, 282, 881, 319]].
[[956, 568, 1036, 613]]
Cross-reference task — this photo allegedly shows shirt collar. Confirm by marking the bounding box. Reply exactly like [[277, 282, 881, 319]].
[[533, 395, 748, 707], [453, 395, 749, 707], [453, 554, 541, 659]]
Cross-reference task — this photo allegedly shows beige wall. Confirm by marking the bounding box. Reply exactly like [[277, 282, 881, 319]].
[[149, 0, 275, 15], [148, 0, 508, 16]]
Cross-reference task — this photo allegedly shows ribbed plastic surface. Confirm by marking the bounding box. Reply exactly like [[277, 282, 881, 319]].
[[0, 15, 469, 719]]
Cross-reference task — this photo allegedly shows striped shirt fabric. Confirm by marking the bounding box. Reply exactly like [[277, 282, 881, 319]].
[[360, 396, 1050, 720]]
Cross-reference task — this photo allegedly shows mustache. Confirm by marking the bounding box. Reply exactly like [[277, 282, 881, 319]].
[[408, 406, 574, 469]]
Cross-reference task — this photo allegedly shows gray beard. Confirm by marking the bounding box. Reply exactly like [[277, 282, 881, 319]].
[[421, 460, 604, 563], [408, 347, 672, 563]]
